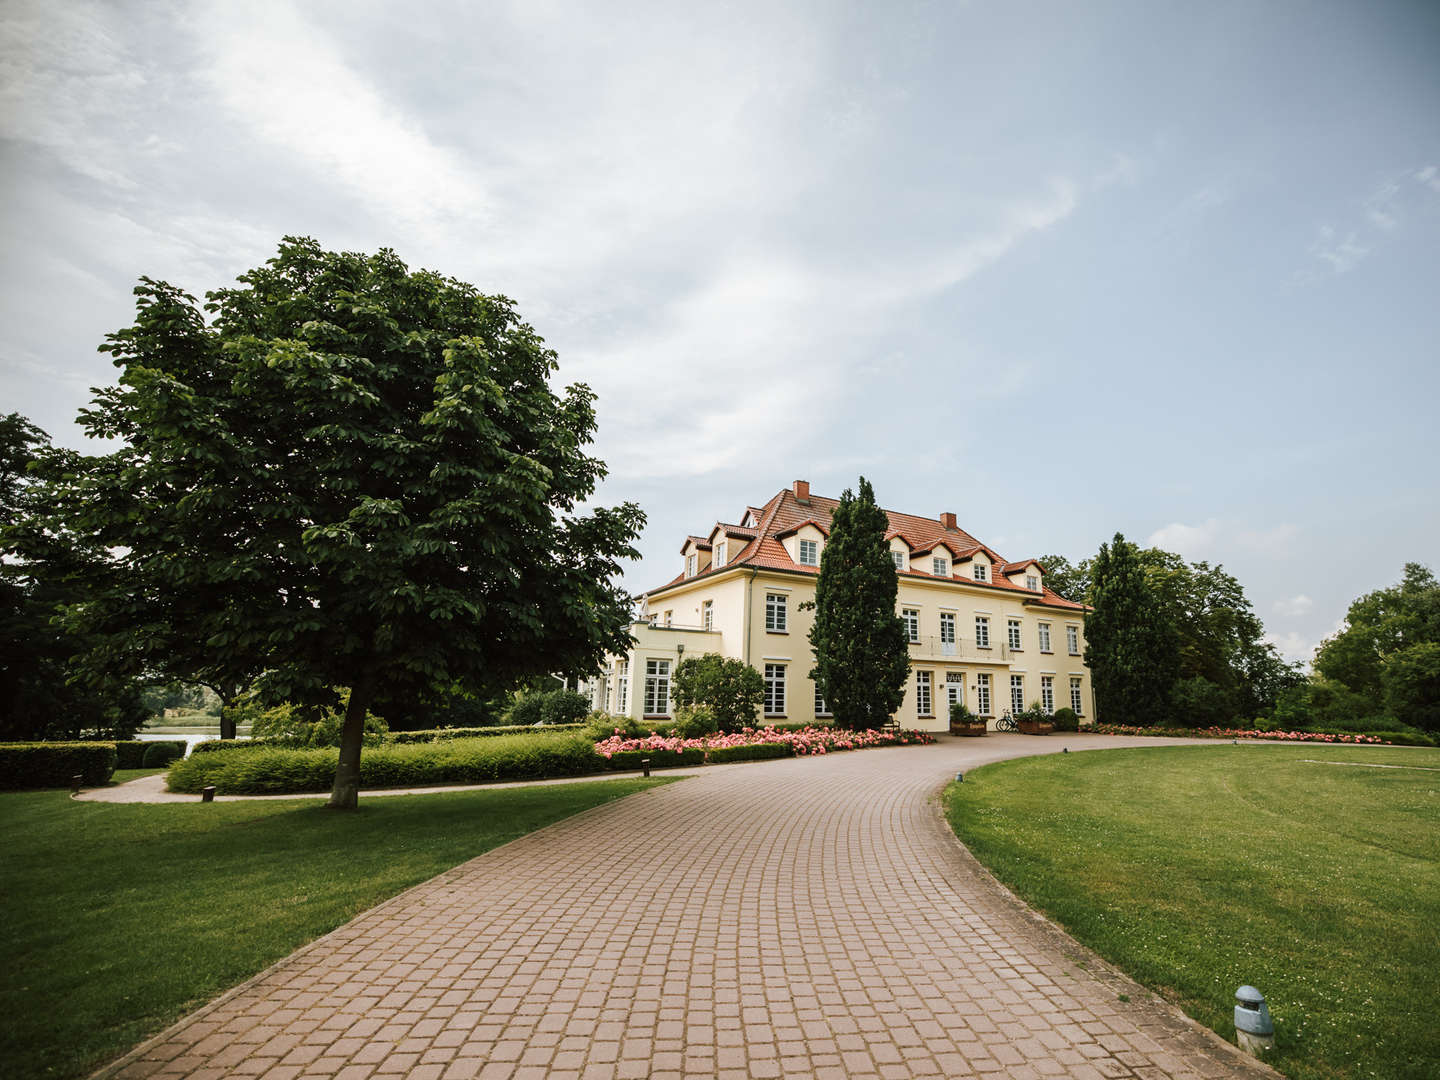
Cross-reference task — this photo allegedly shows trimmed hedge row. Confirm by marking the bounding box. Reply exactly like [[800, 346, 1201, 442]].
[[387, 723, 588, 744], [602, 748, 707, 771], [706, 742, 792, 764], [166, 733, 606, 795], [114, 741, 149, 769], [114, 740, 188, 768], [0, 743, 117, 789]]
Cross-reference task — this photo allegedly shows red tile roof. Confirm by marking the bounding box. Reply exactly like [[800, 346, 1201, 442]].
[[647, 487, 1087, 611]]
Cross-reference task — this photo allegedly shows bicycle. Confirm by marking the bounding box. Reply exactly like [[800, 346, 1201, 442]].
[[993, 711, 1018, 732]]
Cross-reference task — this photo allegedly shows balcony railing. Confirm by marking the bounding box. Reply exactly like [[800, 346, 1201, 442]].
[[906, 636, 1011, 661]]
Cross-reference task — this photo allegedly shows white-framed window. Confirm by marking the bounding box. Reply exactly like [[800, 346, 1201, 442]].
[[1010, 674, 1025, 715], [976, 673, 992, 716], [975, 616, 990, 648], [798, 538, 818, 566], [615, 659, 629, 713], [643, 659, 671, 716], [939, 612, 956, 645], [686, 553, 697, 578], [902, 608, 920, 642], [1007, 619, 1022, 650], [974, 563, 988, 581], [714, 540, 727, 568], [1038, 622, 1052, 652], [1067, 625, 1080, 655], [892, 550, 905, 571], [814, 683, 831, 717], [764, 663, 786, 716], [597, 675, 609, 711], [1026, 574, 1038, 591], [765, 592, 787, 632], [932, 556, 948, 576], [1070, 676, 1084, 714], [1041, 675, 1054, 713], [702, 600, 713, 631], [663, 610, 673, 628], [916, 670, 932, 717]]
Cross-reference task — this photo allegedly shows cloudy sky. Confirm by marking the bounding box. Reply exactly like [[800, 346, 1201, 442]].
[[2, 0, 1437, 663]]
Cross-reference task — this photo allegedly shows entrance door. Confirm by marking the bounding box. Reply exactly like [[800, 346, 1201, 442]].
[[945, 672, 966, 717]]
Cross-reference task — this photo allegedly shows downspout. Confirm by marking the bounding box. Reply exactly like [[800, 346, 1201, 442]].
[[743, 567, 759, 666]]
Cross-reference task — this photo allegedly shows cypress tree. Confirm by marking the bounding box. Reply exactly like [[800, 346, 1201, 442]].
[[808, 477, 910, 729], [1085, 532, 1180, 725]]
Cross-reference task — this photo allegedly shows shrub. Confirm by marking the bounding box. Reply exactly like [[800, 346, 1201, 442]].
[[950, 701, 979, 725], [1050, 707, 1080, 732], [1381, 642, 1440, 734], [0, 743, 117, 789], [1273, 680, 1379, 731], [166, 733, 606, 795], [386, 723, 588, 745], [506, 692, 546, 727], [602, 747, 707, 771], [140, 741, 186, 768], [1169, 676, 1237, 728], [250, 693, 389, 747], [114, 741, 149, 769], [672, 654, 764, 732], [674, 705, 718, 739], [541, 690, 591, 726], [706, 741, 792, 764]]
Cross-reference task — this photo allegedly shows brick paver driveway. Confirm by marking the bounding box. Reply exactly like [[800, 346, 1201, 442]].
[[100, 735, 1277, 1080]]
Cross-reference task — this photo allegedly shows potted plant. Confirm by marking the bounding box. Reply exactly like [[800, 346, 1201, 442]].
[[1016, 702, 1054, 735], [949, 700, 987, 736]]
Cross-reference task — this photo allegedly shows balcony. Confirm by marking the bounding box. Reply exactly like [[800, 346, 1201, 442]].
[[906, 635, 1011, 662]]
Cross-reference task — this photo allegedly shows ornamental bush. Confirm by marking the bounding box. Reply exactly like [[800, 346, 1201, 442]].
[[674, 705, 718, 739], [166, 733, 603, 795], [114, 741, 149, 768], [706, 741, 792, 764], [140, 741, 186, 768], [1050, 707, 1080, 732], [0, 742, 117, 789]]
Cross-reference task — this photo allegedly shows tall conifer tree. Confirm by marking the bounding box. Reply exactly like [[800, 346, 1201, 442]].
[[1085, 532, 1179, 725], [808, 477, 910, 729]]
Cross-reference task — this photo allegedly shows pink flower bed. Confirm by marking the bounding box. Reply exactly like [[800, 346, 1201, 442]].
[[1091, 723, 1383, 744], [594, 725, 935, 759]]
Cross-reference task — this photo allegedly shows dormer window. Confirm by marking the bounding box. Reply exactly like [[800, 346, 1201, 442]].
[[714, 540, 727, 568], [686, 553, 697, 578], [798, 539, 818, 566], [932, 557, 948, 576], [974, 564, 988, 581], [1026, 574, 1038, 591], [892, 551, 905, 571]]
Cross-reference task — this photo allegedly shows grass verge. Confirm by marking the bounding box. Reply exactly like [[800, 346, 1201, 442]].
[[944, 744, 1439, 1080], [1, 776, 673, 1080]]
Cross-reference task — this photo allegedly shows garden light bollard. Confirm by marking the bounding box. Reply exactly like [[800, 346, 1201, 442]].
[[1234, 985, 1274, 1056], [641, 758, 651, 778], [201, 785, 217, 803], [70, 774, 83, 794]]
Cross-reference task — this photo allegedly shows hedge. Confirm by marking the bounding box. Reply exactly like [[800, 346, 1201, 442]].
[[386, 723, 588, 744], [601, 748, 707, 771], [0, 743, 117, 789], [165, 733, 606, 795], [114, 741, 149, 769], [706, 742, 793, 764]]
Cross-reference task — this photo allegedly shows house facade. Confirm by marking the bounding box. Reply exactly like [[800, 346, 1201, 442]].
[[586, 481, 1094, 733]]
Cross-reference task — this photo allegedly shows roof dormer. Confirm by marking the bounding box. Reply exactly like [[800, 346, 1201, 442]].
[[776, 519, 828, 568], [1005, 559, 1045, 591]]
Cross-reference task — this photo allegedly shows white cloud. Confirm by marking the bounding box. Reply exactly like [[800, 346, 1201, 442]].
[[1146, 519, 1299, 562], [1273, 594, 1313, 617], [1147, 518, 1221, 559], [1309, 225, 1369, 275], [1417, 165, 1440, 195], [1264, 630, 1314, 664]]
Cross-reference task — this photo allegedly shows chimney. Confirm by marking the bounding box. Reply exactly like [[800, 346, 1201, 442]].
[[793, 480, 810, 502], [940, 512, 957, 530]]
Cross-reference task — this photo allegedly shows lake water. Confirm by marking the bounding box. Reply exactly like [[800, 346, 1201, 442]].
[[135, 732, 252, 756]]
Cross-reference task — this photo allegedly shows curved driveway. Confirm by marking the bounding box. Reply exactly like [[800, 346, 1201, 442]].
[[98, 735, 1277, 1080]]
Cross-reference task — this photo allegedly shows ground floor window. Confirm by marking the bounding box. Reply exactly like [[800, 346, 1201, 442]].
[[916, 670, 933, 716], [1070, 676, 1083, 714], [1041, 675, 1054, 713], [764, 663, 786, 716], [1010, 674, 1024, 715], [643, 659, 670, 716], [616, 660, 628, 713], [814, 683, 831, 717], [976, 673, 991, 715]]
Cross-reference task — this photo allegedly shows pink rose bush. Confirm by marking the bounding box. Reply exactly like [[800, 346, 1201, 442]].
[[593, 724, 935, 761], [1091, 723, 1382, 744]]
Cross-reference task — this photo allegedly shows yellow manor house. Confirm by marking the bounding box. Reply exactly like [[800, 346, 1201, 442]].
[[586, 481, 1096, 733]]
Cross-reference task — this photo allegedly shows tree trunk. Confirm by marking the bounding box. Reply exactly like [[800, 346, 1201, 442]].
[[327, 683, 371, 811], [219, 695, 237, 741]]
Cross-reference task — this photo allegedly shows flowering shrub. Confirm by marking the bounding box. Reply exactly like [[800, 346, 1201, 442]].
[[1091, 723, 1383, 744], [593, 724, 935, 761]]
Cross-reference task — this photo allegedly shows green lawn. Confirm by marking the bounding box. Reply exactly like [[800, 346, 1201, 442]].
[[945, 744, 1440, 1080], [0, 776, 673, 1080]]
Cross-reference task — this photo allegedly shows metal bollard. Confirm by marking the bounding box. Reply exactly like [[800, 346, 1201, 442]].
[[641, 758, 651, 778], [1234, 986, 1274, 1056], [70, 774, 83, 795], [201, 785, 217, 803]]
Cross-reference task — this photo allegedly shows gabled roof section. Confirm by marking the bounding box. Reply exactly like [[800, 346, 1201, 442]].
[[679, 535, 713, 554], [1003, 558, 1045, 574], [646, 484, 1087, 607], [774, 519, 830, 540]]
